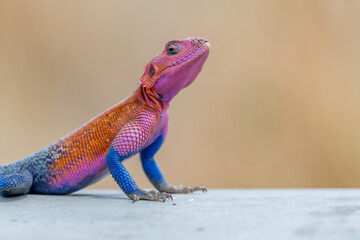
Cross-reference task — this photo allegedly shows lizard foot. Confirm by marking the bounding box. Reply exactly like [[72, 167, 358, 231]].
[[156, 183, 207, 194], [127, 189, 173, 202]]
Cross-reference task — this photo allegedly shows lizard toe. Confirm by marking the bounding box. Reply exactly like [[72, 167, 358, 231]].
[[190, 186, 207, 193]]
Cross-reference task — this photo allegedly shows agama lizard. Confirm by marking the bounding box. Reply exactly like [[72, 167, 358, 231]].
[[0, 37, 210, 201]]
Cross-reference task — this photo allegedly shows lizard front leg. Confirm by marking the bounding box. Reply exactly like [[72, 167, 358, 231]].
[[105, 114, 172, 202], [140, 127, 207, 194]]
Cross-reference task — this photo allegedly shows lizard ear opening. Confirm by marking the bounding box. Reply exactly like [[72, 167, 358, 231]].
[[141, 64, 157, 88]]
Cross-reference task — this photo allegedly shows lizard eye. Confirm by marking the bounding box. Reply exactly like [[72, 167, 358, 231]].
[[167, 43, 179, 55]]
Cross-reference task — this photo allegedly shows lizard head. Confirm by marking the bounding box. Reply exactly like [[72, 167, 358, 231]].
[[141, 37, 210, 105]]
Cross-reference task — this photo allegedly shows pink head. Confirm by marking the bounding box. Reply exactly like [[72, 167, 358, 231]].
[[141, 37, 210, 104]]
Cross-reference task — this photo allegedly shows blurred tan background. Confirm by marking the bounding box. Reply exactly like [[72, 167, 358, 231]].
[[0, 1, 360, 189]]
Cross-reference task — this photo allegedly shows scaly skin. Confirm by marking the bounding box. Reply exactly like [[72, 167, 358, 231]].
[[0, 37, 210, 201]]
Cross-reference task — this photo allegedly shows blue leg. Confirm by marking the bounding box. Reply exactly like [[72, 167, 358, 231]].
[[140, 135, 178, 193], [141, 134, 207, 194], [105, 146, 138, 194], [140, 135, 167, 188], [106, 145, 172, 201], [0, 169, 33, 196]]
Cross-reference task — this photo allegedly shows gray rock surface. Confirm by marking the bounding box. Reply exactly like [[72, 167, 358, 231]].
[[1, 189, 360, 240]]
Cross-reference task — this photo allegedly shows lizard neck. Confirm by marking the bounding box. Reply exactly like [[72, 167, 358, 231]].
[[137, 85, 169, 113]]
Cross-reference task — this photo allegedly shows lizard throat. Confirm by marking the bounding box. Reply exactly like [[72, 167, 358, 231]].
[[139, 85, 167, 112]]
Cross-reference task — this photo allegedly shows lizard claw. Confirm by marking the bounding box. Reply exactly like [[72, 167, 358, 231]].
[[132, 194, 140, 202], [190, 186, 207, 193], [162, 193, 173, 202]]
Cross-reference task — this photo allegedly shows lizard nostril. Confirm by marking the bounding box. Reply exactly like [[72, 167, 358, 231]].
[[201, 38, 209, 43], [191, 38, 209, 45]]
